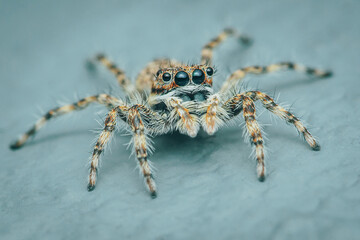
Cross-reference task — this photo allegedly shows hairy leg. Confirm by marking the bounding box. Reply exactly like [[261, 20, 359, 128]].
[[220, 62, 332, 93], [201, 28, 251, 65], [88, 106, 120, 191], [127, 106, 157, 197], [95, 54, 136, 95], [242, 96, 266, 180], [245, 91, 320, 150], [88, 104, 162, 196], [10, 94, 123, 149], [221, 94, 266, 180]]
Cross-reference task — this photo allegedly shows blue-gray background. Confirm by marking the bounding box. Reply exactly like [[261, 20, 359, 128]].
[[1, 0, 359, 239]]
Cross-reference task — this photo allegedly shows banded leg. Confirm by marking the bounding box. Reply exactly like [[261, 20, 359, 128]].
[[245, 91, 320, 150], [136, 58, 181, 96], [127, 106, 157, 197], [88, 106, 120, 191], [220, 62, 333, 93], [95, 54, 136, 95], [10, 94, 123, 149], [242, 96, 266, 180], [221, 94, 266, 179], [201, 28, 251, 65], [167, 98, 200, 138]]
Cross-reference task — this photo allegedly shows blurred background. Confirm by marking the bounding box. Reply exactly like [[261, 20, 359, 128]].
[[1, 0, 360, 239]]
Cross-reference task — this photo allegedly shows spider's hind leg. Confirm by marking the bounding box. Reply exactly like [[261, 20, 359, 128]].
[[201, 28, 252, 65], [90, 54, 136, 96]]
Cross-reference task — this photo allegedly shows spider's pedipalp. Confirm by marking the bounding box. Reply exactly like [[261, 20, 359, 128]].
[[200, 94, 229, 135], [166, 97, 200, 138]]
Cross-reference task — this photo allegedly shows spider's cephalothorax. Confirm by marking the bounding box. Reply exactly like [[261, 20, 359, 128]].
[[10, 28, 332, 197], [149, 65, 214, 110]]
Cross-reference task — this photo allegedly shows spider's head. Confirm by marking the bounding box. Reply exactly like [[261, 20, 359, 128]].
[[150, 64, 215, 103]]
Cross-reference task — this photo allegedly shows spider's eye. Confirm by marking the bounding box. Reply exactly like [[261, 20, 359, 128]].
[[156, 70, 162, 77], [206, 67, 214, 76], [192, 69, 205, 84], [175, 71, 189, 86], [162, 72, 171, 82]]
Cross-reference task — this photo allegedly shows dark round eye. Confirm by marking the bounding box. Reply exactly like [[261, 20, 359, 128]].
[[206, 67, 214, 76], [192, 69, 205, 84], [175, 71, 189, 86], [162, 72, 171, 82], [156, 70, 162, 77]]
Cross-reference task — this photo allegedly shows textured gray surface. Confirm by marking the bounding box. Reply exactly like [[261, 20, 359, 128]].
[[1, 0, 360, 239]]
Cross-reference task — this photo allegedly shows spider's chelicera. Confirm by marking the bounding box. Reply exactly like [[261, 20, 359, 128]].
[[10, 28, 332, 198]]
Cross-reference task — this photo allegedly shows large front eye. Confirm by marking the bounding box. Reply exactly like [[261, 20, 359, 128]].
[[192, 69, 205, 84], [162, 72, 171, 82], [175, 71, 189, 86], [206, 67, 214, 76]]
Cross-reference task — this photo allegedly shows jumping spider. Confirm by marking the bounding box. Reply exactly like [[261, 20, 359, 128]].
[[10, 28, 332, 197]]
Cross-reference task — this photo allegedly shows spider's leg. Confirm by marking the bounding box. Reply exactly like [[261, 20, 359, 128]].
[[241, 96, 266, 180], [201, 28, 251, 65], [94, 54, 136, 95], [89, 104, 163, 195], [135, 58, 181, 97], [245, 91, 320, 150], [10, 94, 123, 149], [127, 106, 157, 197], [88, 106, 120, 191], [220, 62, 333, 93], [222, 94, 266, 179], [166, 97, 200, 138]]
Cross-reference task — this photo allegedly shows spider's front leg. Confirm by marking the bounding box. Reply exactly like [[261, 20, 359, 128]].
[[88, 106, 120, 191], [127, 106, 157, 197], [223, 95, 266, 180], [89, 104, 159, 197]]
